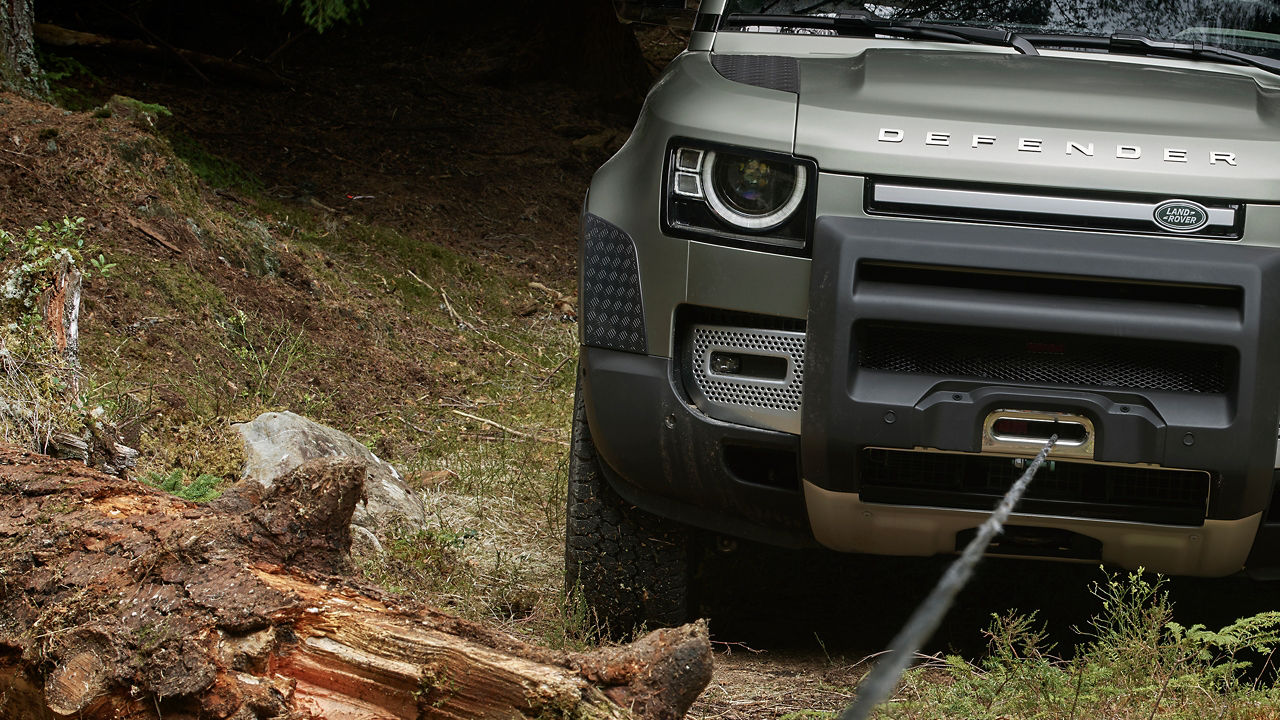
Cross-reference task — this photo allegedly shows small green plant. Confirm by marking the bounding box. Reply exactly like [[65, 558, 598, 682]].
[[37, 50, 101, 110], [218, 309, 310, 409], [876, 569, 1280, 719], [142, 469, 224, 502], [2, 217, 111, 323], [279, 0, 370, 32]]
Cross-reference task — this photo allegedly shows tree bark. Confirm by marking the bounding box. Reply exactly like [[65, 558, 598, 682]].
[[497, 0, 653, 112], [0, 0, 46, 96], [38, 255, 81, 380], [0, 448, 712, 719]]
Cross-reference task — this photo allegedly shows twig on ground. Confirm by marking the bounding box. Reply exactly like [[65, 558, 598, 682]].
[[450, 409, 568, 447], [440, 289, 476, 331], [0, 149, 31, 172], [528, 281, 564, 298], [398, 415, 428, 434], [710, 640, 766, 655], [406, 269, 435, 290], [535, 355, 573, 388]]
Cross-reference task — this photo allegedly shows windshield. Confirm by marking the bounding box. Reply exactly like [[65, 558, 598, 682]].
[[723, 1, 1280, 58]]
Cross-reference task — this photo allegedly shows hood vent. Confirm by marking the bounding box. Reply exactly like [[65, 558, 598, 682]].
[[711, 54, 800, 94]]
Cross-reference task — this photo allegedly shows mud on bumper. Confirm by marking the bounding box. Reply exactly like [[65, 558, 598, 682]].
[[582, 215, 1280, 576]]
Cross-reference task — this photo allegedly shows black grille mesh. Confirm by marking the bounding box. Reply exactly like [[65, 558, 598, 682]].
[[859, 324, 1230, 394], [860, 449, 1210, 524], [582, 214, 647, 354]]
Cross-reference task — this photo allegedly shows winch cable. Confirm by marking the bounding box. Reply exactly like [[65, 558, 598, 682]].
[[838, 433, 1059, 720]]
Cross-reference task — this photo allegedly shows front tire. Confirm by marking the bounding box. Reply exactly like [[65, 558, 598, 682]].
[[564, 371, 691, 636]]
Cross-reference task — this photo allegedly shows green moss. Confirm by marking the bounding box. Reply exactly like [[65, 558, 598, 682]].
[[145, 261, 229, 316], [142, 469, 223, 501], [167, 131, 263, 192]]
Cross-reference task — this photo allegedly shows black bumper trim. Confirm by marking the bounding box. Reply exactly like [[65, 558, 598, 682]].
[[581, 345, 816, 548], [803, 216, 1280, 522]]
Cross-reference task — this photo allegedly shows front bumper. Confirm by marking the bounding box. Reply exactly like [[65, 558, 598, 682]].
[[580, 214, 1280, 576], [804, 482, 1261, 577], [803, 216, 1280, 522]]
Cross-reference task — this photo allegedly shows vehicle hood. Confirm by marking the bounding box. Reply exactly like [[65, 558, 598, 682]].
[[793, 49, 1280, 200]]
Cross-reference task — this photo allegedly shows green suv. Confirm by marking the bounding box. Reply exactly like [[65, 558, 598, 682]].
[[566, 0, 1280, 632]]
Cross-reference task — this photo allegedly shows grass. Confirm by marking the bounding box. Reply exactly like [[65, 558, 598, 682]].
[[167, 130, 264, 193], [799, 569, 1280, 720], [82, 130, 580, 639]]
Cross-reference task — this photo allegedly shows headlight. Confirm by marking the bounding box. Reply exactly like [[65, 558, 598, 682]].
[[665, 141, 814, 254], [702, 151, 807, 230]]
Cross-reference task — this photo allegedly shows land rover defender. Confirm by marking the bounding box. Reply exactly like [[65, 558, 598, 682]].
[[565, 0, 1280, 631]]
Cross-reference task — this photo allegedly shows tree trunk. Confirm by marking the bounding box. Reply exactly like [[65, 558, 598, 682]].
[[499, 0, 653, 112], [0, 0, 46, 96], [568, 0, 654, 105], [0, 448, 713, 719]]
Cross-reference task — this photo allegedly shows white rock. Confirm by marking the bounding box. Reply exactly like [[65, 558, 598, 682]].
[[234, 411, 424, 531]]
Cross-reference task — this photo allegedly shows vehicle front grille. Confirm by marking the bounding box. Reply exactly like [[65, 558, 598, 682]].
[[859, 449, 1210, 525], [858, 323, 1232, 394], [866, 179, 1243, 239]]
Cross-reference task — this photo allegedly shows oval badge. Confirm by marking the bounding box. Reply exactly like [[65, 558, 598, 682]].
[[1153, 200, 1210, 233]]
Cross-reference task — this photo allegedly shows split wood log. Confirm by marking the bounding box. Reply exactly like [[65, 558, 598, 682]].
[[0, 446, 712, 719]]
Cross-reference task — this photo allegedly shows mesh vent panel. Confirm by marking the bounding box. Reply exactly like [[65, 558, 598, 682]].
[[710, 54, 800, 93], [691, 326, 805, 413]]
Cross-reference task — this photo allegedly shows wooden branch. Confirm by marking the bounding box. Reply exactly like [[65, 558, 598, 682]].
[[451, 408, 570, 447], [0, 447, 711, 719], [124, 217, 181, 254], [33, 23, 284, 87], [440, 288, 476, 331]]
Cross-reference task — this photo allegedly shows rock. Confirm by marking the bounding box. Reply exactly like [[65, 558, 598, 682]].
[[234, 411, 424, 531]]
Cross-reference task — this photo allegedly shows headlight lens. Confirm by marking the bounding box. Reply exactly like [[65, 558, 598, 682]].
[[665, 141, 814, 254], [702, 151, 807, 230]]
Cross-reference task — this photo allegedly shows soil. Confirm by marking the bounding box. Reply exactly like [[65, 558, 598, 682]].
[[6, 3, 1280, 718]]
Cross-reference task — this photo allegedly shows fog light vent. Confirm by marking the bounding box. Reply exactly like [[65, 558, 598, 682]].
[[688, 324, 805, 434]]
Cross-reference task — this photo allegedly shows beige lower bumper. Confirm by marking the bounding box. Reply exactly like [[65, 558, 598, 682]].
[[804, 481, 1262, 577]]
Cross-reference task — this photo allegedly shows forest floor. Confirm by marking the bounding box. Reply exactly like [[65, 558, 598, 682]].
[[4, 3, 1280, 718]]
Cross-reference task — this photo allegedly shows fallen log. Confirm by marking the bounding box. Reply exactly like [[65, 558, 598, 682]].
[[33, 23, 285, 87], [0, 445, 712, 719]]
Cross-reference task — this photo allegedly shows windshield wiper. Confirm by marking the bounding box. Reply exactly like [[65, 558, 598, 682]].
[[723, 11, 1040, 55], [1023, 32, 1280, 77]]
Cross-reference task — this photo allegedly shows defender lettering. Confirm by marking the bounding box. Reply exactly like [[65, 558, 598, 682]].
[[878, 128, 1238, 166]]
